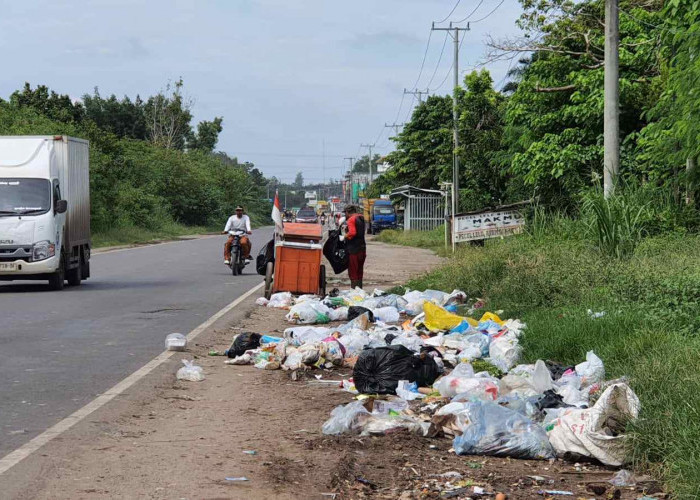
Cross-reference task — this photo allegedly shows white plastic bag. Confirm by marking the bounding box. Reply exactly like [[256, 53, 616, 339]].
[[267, 291, 293, 308], [373, 306, 400, 323], [532, 360, 554, 393], [328, 307, 349, 322], [390, 332, 424, 352], [322, 401, 371, 435], [255, 297, 269, 306], [337, 330, 370, 356], [488, 333, 522, 373], [396, 380, 425, 400], [575, 351, 605, 388], [434, 363, 499, 400], [295, 294, 320, 304], [284, 326, 331, 346], [176, 360, 205, 381], [282, 349, 304, 370], [165, 333, 187, 351], [285, 301, 331, 324], [546, 383, 640, 466]]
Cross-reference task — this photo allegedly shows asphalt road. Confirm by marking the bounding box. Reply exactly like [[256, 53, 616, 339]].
[[0, 228, 273, 458]]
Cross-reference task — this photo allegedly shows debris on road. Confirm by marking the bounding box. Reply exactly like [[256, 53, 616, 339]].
[[164, 332, 187, 351], [175, 359, 205, 382]]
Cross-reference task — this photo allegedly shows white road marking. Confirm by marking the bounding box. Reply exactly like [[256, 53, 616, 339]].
[[0, 280, 264, 476]]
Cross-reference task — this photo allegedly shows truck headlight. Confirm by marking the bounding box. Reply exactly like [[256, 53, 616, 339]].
[[32, 241, 56, 262]]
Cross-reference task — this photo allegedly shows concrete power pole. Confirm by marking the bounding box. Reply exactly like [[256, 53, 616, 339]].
[[385, 122, 405, 135], [432, 22, 469, 224], [361, 143, 375, 184], [604, 0, 620, 199]]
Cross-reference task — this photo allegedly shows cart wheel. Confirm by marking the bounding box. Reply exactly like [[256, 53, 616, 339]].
[[319, 264, 327, 297], [264, 261, 274, 299]]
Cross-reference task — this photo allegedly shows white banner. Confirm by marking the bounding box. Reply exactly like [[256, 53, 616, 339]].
[[453, 209, 525, 242]]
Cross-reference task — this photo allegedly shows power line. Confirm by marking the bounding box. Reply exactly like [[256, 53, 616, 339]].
[[426, 31, 450, 89], [435, 0, 463, 24], [230, 151, 346, 158], [469, 0, 506, 23], [431, 33, 466, 93], [411, 29, 434, 89], [454, 0, 485, 23]]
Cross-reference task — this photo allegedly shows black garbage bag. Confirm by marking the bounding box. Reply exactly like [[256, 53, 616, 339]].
[[256, 239, 275, 276], [545, 360, 575, 380], [323, 229, 348, 274], [535, 389, 574, 411], [348, 306, 375, 322], [228, 332, 261, 358], [353, 345, 439, 395]]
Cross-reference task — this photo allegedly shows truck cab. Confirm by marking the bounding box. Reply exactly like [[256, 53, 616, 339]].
[[369, 199, 397, 234], [0, 136, 91, 290]]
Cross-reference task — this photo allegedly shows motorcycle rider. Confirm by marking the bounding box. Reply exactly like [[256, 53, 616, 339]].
[[222, 205, 252, 265]]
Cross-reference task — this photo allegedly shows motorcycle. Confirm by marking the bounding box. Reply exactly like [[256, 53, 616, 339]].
[[226, 230, 249, 276]]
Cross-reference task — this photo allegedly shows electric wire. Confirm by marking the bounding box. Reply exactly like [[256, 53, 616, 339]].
[[469, 0, 506, 23], [435, 0, 463, 23], [426, 31, 450, 89], [454, 0, 485, 23], [430, 34, 466, 93]]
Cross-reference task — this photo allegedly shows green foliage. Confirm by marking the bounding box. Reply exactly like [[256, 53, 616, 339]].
[[0, 83, 268, 239]]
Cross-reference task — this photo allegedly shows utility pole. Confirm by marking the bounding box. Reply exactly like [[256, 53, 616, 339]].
[[603, 0, 619, 199], [385, 122, 405, 135], [403, 88, 429, 104], [361, 143, 375, 184], [432, 22, 469, 224]]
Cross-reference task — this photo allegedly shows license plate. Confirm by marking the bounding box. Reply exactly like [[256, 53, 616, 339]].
[[0, 262, 18, 272]]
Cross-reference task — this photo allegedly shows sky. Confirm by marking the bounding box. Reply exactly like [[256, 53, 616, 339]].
[[0, 0, 523, 184]]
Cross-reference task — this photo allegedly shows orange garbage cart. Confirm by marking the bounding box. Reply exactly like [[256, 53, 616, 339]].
[[264, 223, 326, 299]]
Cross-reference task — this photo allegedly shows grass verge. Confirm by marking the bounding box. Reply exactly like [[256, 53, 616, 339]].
[[93, 222, 215, 248], [392, 228, 700, 499]]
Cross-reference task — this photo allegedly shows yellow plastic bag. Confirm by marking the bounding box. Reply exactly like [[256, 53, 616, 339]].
[[479, 311, 504, 325], [423, 302, 466, 332]]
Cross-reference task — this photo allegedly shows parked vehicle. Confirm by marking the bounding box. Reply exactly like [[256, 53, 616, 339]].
[[0, 136, 91, 290], [362, 198, 397, 234], [226, 230, 248, 276], [296, 207, 319, 224]]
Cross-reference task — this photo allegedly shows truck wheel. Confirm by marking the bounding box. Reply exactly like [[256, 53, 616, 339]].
[[48, 257, 65, 291], [67, 261, 82, 287], [264, 261, 274, 299]]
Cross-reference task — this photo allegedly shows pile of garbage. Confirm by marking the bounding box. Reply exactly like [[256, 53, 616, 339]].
[[240, 287, 640, 467]]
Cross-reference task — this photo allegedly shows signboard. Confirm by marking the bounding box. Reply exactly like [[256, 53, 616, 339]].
[[453, 209, 525, 242], [305, 191, 317, 199]]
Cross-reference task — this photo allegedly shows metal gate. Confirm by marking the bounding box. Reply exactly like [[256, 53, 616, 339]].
[[391, 185, 446, 232]]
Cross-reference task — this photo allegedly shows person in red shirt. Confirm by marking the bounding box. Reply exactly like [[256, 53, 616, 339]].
[[341, 205, 366, 289]]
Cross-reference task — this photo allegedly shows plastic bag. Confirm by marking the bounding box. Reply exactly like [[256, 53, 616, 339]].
[[267, 292, 293, 308], [546, 383, 640, 466], [165, 333, 187, 351], [453, 401, 556, 459], [286, 301, 331, 324], [328, 307, 349, 322], [176, 360, 205, 382], [488, 332, 522, 373], [609, 469, 636, 487], [359, 415, 430, 437], [228, 332, 262, 358], [323, 229, 348, 274], [353, 345, 438, 395], [423, 302, 465, 332], [372, 399, 409, 415], [532, 360, 554, 393], [255, 297, 269, 306], [283, 326, 331, 346], [396, 380, 424, 400], [404, 299, 426, 316], [282, 349, 304, 370], [296, 294, 320, 304], [322, 401, 370, 435], [373, 306, 400, 323], [575, 351, 605, 388], [348, 306, 375, 322], [390, 332, 424, 352], [337, 330, 370, 356], [434, 363, 499, 400]]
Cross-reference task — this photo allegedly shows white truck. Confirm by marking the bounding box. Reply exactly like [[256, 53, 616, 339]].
[[0, 136, 91, 290]]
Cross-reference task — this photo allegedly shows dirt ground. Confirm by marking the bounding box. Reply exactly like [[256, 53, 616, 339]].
[[1, 240, 661, 499]]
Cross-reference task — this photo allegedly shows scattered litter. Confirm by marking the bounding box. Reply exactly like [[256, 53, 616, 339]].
[[176, 360, 205, 382], [225, 477, 249, 482], [587, 309, 606, 319], [242, 450, 257, 455], [609, 469, 636, 486], [537, 490, 573, 496], [164, 333, 187, 351]]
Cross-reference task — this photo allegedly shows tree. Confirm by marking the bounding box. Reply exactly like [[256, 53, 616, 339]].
[[144, 79, 193, 150], [10, 83, 84, 123], [352, 154, 382, 174], [189, 117, 223, 152], [293, 171, 304, 188], [82, 88, 147, 140]]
